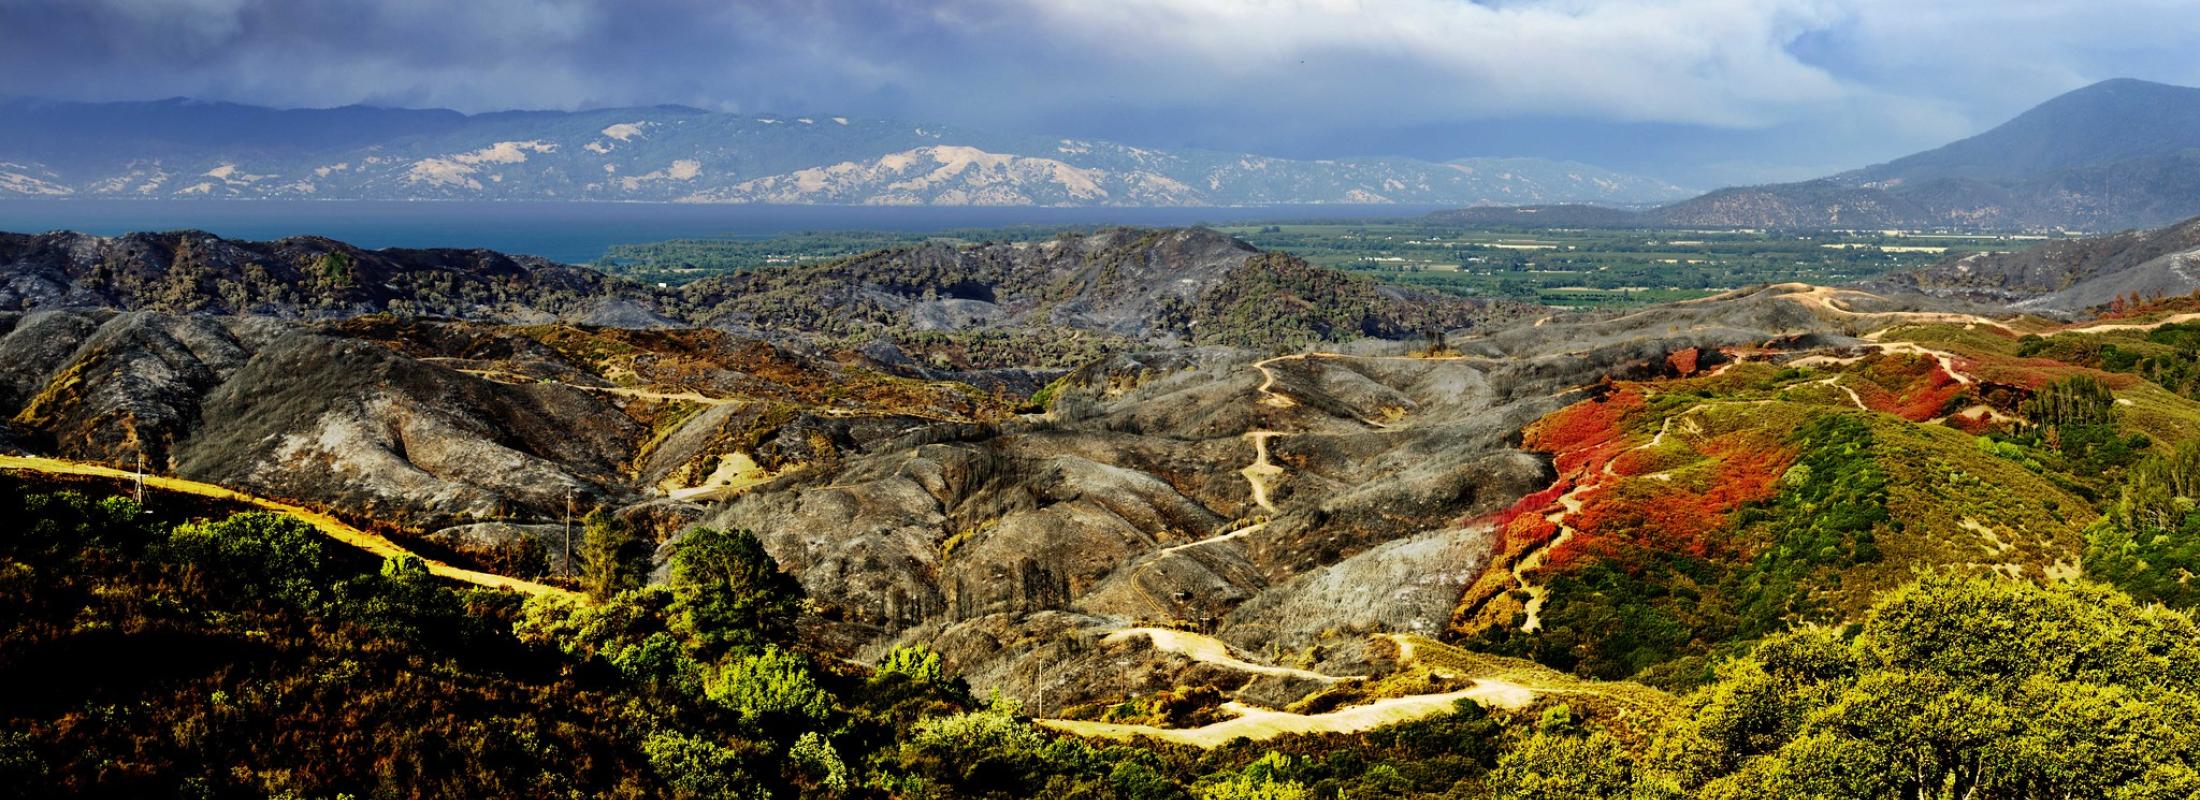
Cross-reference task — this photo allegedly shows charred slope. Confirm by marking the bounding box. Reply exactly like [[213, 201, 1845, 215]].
[[677, 227, 1511, 349], [0, 310, 1018, 534], [0, 228, 1522, 361], [693, 283, 1881, 711], [1877, 215, 2200, 312], [0, 230, 660, 323]]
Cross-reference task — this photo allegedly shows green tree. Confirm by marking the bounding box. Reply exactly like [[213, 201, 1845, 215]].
[[643, 731, 766, 800], [1197, 752, 1312, 800], [787, 731, 849, 793], [2022, 374, 2116, 431], [667, 527, 804, 659], [515, 590, 701, 693], [1489, 732, 1641, 800], [1651, 574, 2200, 799], [873, 644, 945, 687], [314, 250, 355, 288], [577, 506, 648, 599]]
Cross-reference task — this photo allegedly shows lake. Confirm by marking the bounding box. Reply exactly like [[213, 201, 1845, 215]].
[[0, 200, 1437, 264]]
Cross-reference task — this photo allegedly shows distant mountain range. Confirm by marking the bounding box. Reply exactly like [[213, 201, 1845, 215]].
[[0, 98, 1690, 207], [1436, 79, 2200, 232]]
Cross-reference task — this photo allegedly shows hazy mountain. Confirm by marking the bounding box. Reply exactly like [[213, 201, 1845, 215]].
[[1433, 79, 2200, 231], [1854, 78, 2200, 186], [0, 98, 1692, 207]]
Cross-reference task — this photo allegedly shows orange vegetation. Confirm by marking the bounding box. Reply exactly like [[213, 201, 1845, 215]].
[[1550, 433, 1795, 570], [1845, 353, 1965, 421], [1666, 347, 1702, 377], [1524, 387, 1647, 477]]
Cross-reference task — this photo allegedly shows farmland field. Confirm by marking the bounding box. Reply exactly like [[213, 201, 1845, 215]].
[[593, 221, 2064, 307]]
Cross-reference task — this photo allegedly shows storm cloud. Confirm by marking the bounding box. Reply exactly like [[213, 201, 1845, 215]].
[[2, 0, 2196, 183]]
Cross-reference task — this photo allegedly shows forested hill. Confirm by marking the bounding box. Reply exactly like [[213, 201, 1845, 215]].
[[0, 226, 1527, 361]]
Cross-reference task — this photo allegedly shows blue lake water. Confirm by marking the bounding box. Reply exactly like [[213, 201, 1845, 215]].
[[0, 200, 1435, 264]]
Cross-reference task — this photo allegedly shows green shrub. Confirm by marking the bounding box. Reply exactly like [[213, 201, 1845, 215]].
[[167, 511, 328, 606]]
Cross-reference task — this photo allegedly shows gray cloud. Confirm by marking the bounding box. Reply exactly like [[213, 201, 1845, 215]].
[[1, 0, 2195, 183]]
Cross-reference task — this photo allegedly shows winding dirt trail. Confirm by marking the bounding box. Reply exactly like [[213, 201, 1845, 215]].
[[1811, 376, 1870, 411], [1252, 356, 1300, 409], [1149, 429, 1283, 558], [0, 454, 581, 601], [1153, 522, 1269, 557], [1041, 630, 1552, 746], [1239, 431, 1285, 513], [2057, 311, 2200, 336], [1106, 627, 1358, 683], [1864, 341, 1976, 386], [1510, 412, 1684, 632], [1074, 349, 1528, 740], [1038, 681, 1536, 746], [1777, 284, 2013, 334], [1514, 487, 1586, 633]]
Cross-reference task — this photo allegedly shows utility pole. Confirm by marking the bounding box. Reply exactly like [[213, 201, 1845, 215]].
[[133, 449, 145, 507], [563, 489, 575, 580]]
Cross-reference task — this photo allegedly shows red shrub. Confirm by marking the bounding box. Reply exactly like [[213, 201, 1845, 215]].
[[1667, 347, 1702, 377], [1943, 409, 1995, 435], [1526, 387, 1647, 477]]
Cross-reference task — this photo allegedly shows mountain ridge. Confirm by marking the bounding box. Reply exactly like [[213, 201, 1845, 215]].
[[0, 97, 1692, 207], [0, 226, 1523, 362], [1434, 79, 2200, 231]]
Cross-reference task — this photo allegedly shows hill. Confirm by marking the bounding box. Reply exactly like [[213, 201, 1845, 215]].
[[1666, 79, 2200, 231], [1878, 214, 2200, 312], [0, 98, 1692, 207], [1432, 79, 2200, 231], [1858, 78, 2200, 185], [18, 218, 2200, 795], [0, 227, 1523, 363]]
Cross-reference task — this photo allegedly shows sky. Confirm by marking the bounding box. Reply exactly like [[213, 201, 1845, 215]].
[[2, 0, 2197, 186]]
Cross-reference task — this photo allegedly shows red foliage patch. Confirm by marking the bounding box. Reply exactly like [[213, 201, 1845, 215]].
[[1483, 479, 1567, 537], [1844, 353, 1965, 421], [1554, 432, 1794, 566], [1942, 409, 1995, 435], [1501, 512, 1560, 556], [1525, 387, 1647, 478], [1500, 377, 1800, 584], [1667, 347, 1702, 377], [1605, 447, 1663, 477]]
